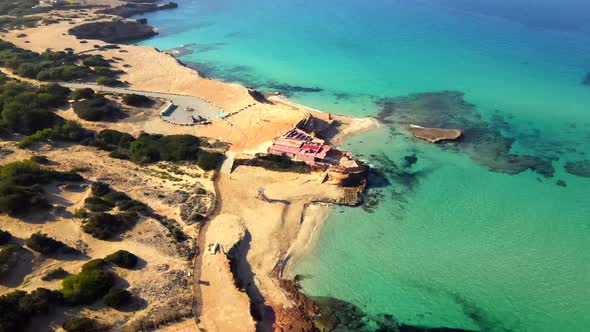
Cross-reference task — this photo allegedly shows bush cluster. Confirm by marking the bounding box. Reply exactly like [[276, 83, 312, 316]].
[[0, 161, 82, 215], [61, 263, 114, 305], [235, 154, 312, 173], [80, 182, 148, 240], [0, 288, 62, 332], [0, 73, 70, 135], [103, 288, 131, 309], [92, 130, 221, 169], [0, 244, 20, 275], [71, 88, 95, 101], [25, 233, 77, 255], [0, 40, 121, 84], [122, 94, 151, 107], [62, 316, 99, 332], [0, 0, 39, 16], [104, 250, 138, 269], [0, 16, 41, 30], [82, 212, 139, 240], [18, 120, 88, 148], [72, 95, 121, 122], [41, 267, 69, 281]]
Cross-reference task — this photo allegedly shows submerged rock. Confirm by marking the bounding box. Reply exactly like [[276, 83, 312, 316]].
[[376, 92, 555, 177], [409, 126, 463, 143], [582, 72, 590, 86], [312, 296, 478, 332], [564, 160, 590, 178]]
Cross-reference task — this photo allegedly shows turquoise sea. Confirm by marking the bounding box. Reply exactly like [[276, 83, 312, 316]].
[[135, 1, 590, 331]]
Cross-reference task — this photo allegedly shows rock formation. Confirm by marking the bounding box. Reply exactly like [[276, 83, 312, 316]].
[[564, 160, 590, 178], [68, 20, 157, 43], [410, 125, 462, 143], [97, 2, 178, 18]]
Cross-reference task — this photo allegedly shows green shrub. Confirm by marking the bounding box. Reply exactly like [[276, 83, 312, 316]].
[[0, 244, 20, 274], [63, 316, 99, 332], [0, 161, 52, 215], [81, 55, 110, 68], [81, 212, 138, 240], [108, 149, 130, 160], [197, 151, 222, 171], [84, 196, 114, 212], [92, 129, 135, 151], [0, 78, 70, 136], [61, 269, 113, 305], [0, 288, 61, 332], [29, 155, 50, 164], [103, 288, 131, 309], [25, 233, 72, 255], [122, 94, 151, 107], [81, 259, 107, 272], [235, 154, 312, 173], [70, 166, 90, 173], [71, 88, 95, 101], [104, 250, 137, 269], [0, 229, 11, 245], [72, 95, 120, 121], [90, 182, 112, 197], [74, 208, 88, 219], [18, 120, 88, 148], [0, 40, 96, 82], [102, 191, 130, 204], [96, 76, 121, 87], [41, 267, 69, 281]]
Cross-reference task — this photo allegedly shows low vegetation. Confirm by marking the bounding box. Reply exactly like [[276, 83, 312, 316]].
[[61, 262, 114, 305], [0, 161, 82, 215], [235, 154, 312, 173], [0, 15, 41, 30], [122, 93, 151, 107], [18, 120, 88, 148], [41, 267, 70, 281], [25, 233, 78, 255], [90, 131, 222, 169], [0, 41, 122, 83], [73, 94, 121, 121], [0, 73, 70, 135], [62, 316, 100, 332], [0, 288, 62, 332], [82, 212, 139, 240], [0, 0, 39, 16], [96, 76, 122, 87], [103, 288, 131, 309], [0, 244, 20, 275], [105, 250, 138, 269], [71, 88, 96, 101]]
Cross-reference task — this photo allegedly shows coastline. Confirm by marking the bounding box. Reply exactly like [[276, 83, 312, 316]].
[[0, 4, 379, 331]]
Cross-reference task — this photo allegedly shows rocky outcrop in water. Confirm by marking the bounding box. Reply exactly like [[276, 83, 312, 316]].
[[68, 20, 157, 43], [376, 91, 555, 177], [97, 2, 178, 18], [410, 126, 463, 143], [564, 160, 590, 178]]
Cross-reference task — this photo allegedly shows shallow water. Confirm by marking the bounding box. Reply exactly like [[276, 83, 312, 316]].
[[136, 1, 590, 330]]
